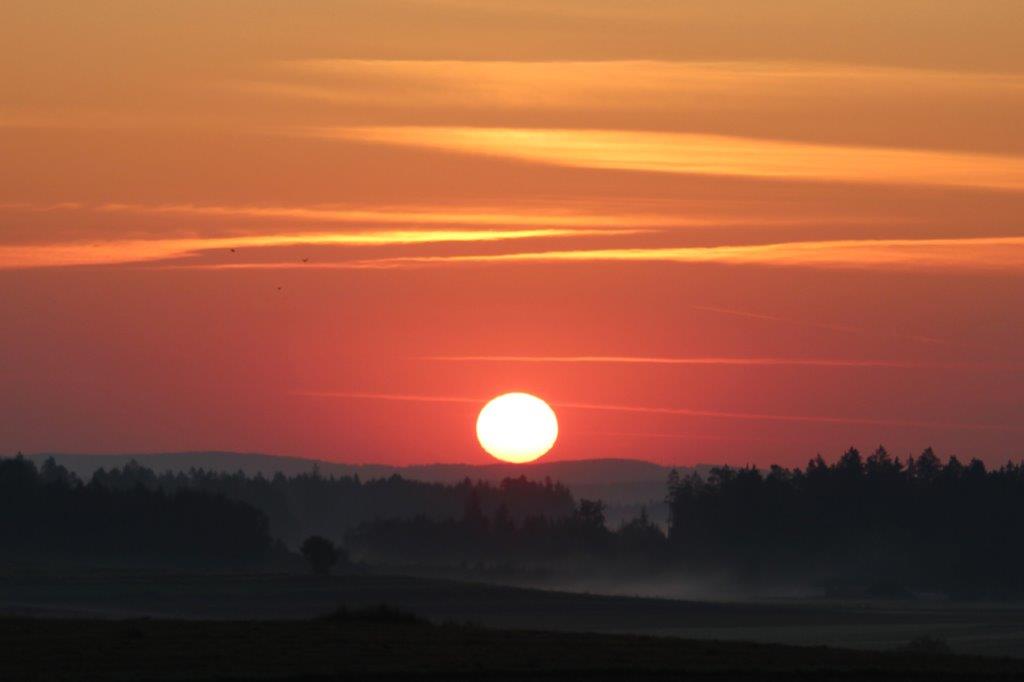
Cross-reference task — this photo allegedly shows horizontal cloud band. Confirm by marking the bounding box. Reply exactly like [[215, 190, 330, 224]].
[[419, 355, 1002, 369], [0, 227, 625, 269], [334, 235, 1024, 272], [321, 126, 1024, 192], [295, 390, 1021, 432]]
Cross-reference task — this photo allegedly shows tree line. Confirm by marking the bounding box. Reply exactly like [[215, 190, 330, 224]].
[[87, 460, 576, 546], [0, 455, 576, 564], [6, 448, 1024, 596], [0, 456, 272, 565], [346, 494, 665, 568], [667, 447, 1024, 597], [343, 447, 1024, 597]]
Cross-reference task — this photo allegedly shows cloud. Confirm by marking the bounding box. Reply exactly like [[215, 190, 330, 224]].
[[418, 355, 990, 369], [319, 126, 1024, 192], [295, 390, 1021, 432], [690, 304, 954, 347], [94, 202, 723, 229], [281, 59, 1024, 111], [0, 228, 619, 269], [144, 235, 1024, 273], [326, 235, 1024, 272], [579, 429, 779, 444]]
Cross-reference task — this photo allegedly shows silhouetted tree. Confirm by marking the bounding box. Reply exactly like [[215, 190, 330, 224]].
[[913, 447, 942, 482], [575, 499, 606, 528], [493, 504, 515, 535], [616, 507, 666, 559], [301, 535, 339, 575], [463, 488, 488, 530]]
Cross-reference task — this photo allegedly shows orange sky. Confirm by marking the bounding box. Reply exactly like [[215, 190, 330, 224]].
[[3, 1, 1024, 466]]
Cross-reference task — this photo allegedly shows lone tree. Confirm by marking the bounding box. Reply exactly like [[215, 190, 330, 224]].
[[301, 535, 339, 575]]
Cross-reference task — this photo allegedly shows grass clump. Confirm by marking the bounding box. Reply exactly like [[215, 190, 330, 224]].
[[902, 635, 953, 655], [321, 604, 428, 626]]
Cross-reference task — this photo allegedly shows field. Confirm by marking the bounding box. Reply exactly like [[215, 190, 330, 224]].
[[5, 613, 1024, 681], [3, 570, 1024, 662]]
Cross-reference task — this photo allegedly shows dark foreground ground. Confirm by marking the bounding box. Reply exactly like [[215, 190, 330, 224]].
[[4, 615, 1024, 681], [4, 571, 1024, 658]]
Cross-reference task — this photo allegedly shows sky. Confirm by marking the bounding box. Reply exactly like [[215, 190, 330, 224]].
[[3, 0, 1024, 467]]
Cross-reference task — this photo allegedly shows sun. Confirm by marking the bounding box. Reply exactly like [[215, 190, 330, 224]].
[[476, 392, 558, 464]]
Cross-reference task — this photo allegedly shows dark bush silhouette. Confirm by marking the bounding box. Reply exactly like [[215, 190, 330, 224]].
[[903, 636, 953, 655], [322, 605, 427, 626], [301, 535, 340, 575]]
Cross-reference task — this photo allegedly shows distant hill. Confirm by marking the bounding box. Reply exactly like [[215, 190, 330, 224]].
[[22, 452, 708, 514]]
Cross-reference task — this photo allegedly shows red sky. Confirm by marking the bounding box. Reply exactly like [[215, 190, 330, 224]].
[[3, 1, 1024, 467]]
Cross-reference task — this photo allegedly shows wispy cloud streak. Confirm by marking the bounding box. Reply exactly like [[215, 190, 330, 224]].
[[419, 355, 994, 369], [326, 236, 1024, 272], [579, 429, 777, 444], [95, 202, 705, 228], [0, 228, 616, 269], [690, 304, 954, 347], [295, 390, 1021, 432], [321, 126, 1024, 192]]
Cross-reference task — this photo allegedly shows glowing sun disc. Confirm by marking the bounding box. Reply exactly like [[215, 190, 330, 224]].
[[476, 392, 558, 463]]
